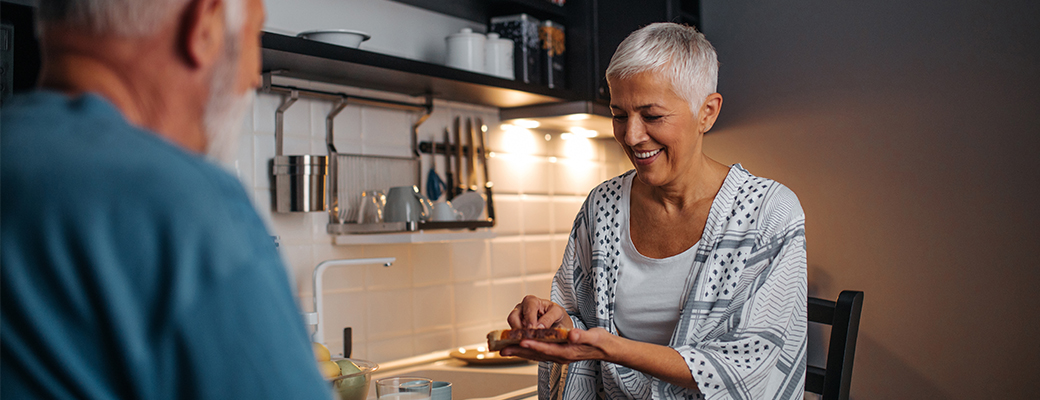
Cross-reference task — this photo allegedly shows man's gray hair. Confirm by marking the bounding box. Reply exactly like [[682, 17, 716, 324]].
[[38, 0, 244, 37], [606, 23, 719, 113]]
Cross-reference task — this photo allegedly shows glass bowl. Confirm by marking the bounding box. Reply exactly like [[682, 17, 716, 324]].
[[329, 358, 379, 400]]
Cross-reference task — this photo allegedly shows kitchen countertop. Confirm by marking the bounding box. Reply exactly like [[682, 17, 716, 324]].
[[367, 348, 538, 400]]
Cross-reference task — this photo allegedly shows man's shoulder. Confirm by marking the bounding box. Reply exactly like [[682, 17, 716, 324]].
[[2, 91, 251, 228]]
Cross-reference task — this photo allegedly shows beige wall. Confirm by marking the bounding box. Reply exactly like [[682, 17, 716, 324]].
[[701, 1, 1040, 398]]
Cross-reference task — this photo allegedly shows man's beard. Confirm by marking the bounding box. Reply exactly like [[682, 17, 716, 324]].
[[203, 36, 254, 165]]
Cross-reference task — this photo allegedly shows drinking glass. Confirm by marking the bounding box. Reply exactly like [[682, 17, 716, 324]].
[[356, 190, 385, 224], [376, 377, 432, 400]]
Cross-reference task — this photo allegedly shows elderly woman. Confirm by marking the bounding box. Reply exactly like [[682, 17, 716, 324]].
[[502, 23, 807, 400]]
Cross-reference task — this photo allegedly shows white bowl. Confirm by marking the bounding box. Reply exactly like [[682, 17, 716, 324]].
[[298, 30, 372, 48]]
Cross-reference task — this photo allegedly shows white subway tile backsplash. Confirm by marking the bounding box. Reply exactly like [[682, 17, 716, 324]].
[[412, 243, 452, 286], [361, 107, 414, 157], [281, 135, 313, 156], [367, 335, 414, 364], [413, 329, 455, 356], [412, 285, 453, 331], [523, 160, 552, 194], [523, 239, 553, 275], [552, 160, 603, 196], [486, 156, 523, 194], [320, 290, 368, 349], [524, 275, 553, 301], [453, 281, 490, 325], [490, 240, 523, 278], [490, 195, 522, 235], [551, 237, 569, 269], [489, 279, 524, 324], [521, 195, 551, 234], [366, 288, 414, 339], [552, 196, 585, 234], [253, 133, 275, 190], [450, 240, 489, 281], [280, 243, 315, 294], [364, 245, 412, 290], [456, 323, 494, 347]]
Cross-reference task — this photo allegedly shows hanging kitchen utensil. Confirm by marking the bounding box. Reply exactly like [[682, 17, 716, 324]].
[[442, 128, 455, 201], [464, 117, 476, 192], [467, 117, 480, 191], [426, 163, 445, 201], [453, 116, 464, 197], [476, 117, 495, 222]]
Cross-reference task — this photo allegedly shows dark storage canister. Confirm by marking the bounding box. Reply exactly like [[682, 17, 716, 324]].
[[539, 20, 566, 89], [490, 13, 542, 85], [273, 155, 327, 212]]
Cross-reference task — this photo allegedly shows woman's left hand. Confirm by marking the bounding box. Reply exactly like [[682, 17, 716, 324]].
[[499, 327, 619, 364]]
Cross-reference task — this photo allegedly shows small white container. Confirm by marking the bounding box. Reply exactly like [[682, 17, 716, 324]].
[[446, 28, 486, 73], [485, 33, 515, 79]]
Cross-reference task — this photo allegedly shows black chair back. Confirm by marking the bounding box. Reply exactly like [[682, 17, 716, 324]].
[[806, 290, 864, 400]]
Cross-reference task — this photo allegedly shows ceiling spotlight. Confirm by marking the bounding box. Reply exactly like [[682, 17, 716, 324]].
[[565, 114, 591, 121]]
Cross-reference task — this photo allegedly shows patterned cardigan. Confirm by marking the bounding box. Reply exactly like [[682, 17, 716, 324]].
[[540, 165, 807, 400]]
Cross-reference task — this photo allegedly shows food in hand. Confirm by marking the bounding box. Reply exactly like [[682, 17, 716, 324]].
[[312, 342, 331, 362], [487, 327, 571, 351]]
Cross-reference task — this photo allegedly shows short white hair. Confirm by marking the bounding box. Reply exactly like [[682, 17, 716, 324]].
[[605, 23, 719, 113], [38, 0, 244, 37]]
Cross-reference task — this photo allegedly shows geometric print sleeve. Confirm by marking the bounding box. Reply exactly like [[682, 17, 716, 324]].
[[672, 209, 807, 400]]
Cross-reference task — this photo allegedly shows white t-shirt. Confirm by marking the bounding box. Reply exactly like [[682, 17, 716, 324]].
[[615, 175, 699, 346]]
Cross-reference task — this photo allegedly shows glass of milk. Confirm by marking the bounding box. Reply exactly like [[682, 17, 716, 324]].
[[376, 377, 432, 400]]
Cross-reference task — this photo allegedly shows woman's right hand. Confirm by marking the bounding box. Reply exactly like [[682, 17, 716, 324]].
[[506, 295, 574, 330]]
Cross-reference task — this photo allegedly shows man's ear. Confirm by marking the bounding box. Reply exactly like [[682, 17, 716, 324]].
[[698, 93, 723, 133], [181, 0, 225, 69]]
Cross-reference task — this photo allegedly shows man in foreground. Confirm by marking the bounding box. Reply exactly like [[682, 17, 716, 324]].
[[1, 0, 331, 398]]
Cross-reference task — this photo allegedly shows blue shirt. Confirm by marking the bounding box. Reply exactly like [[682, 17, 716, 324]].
[[1, 91, 332, 399]]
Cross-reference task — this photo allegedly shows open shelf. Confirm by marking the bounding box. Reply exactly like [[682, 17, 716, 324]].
[[388, 0, 566, 25], [333, 229, 496, 245], [262, 32, 579, 108]]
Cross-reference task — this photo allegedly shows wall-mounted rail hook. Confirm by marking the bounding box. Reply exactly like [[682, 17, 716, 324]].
[[274, 89, 299, 157], [326, 96, 349, 223]]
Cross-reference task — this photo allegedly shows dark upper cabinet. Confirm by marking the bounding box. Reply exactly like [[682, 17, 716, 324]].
[[570, 0, 700, 102], [387, 0, 699, 103]]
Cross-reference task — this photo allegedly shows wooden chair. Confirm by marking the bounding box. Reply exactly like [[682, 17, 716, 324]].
[[806, 290, 864, 400]]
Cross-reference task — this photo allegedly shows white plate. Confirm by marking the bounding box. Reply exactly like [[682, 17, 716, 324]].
[[297, 29, 371, 48], [452, 192, 485, 221]]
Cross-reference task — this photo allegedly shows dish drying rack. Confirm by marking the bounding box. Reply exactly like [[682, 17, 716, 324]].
[[262, 72, 495, 235]]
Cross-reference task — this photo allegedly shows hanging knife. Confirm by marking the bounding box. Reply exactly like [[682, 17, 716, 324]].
[[453, 116, 464, 197], [475, 117, 495, 223], [443, 128, 454, 201], [466, 117, 478, 191]]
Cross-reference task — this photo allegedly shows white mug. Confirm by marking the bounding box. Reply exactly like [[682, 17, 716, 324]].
[[384, 186, 430, 223], [446, 28, 486, 73], [431, 201, 462, 221], [485, 33, 514, 79]]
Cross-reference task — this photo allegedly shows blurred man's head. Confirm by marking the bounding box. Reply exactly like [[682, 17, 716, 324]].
[[36, 0, 265, 162]]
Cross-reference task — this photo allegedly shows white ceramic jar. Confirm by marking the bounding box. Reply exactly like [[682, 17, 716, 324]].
[[445, 28, 486, 73], [485, 32, 515, 79]]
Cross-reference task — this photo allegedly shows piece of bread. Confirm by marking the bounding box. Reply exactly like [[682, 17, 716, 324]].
[[487, 328, 571, 351]]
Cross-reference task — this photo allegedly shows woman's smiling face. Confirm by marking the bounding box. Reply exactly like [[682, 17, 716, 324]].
[[609, 71, 705, 188]]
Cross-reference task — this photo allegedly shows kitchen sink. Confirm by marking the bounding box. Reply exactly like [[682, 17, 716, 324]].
[[367, 352, 538, 400]]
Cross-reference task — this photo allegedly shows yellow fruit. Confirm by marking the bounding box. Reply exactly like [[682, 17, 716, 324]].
[[312, 342, 331, 362], [318, 360, 341, 379]]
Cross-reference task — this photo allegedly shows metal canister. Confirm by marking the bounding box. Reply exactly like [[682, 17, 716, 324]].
[[490, 14, 542, 85], [539, 20, 566, 89], [273, 155, 327, 212]]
